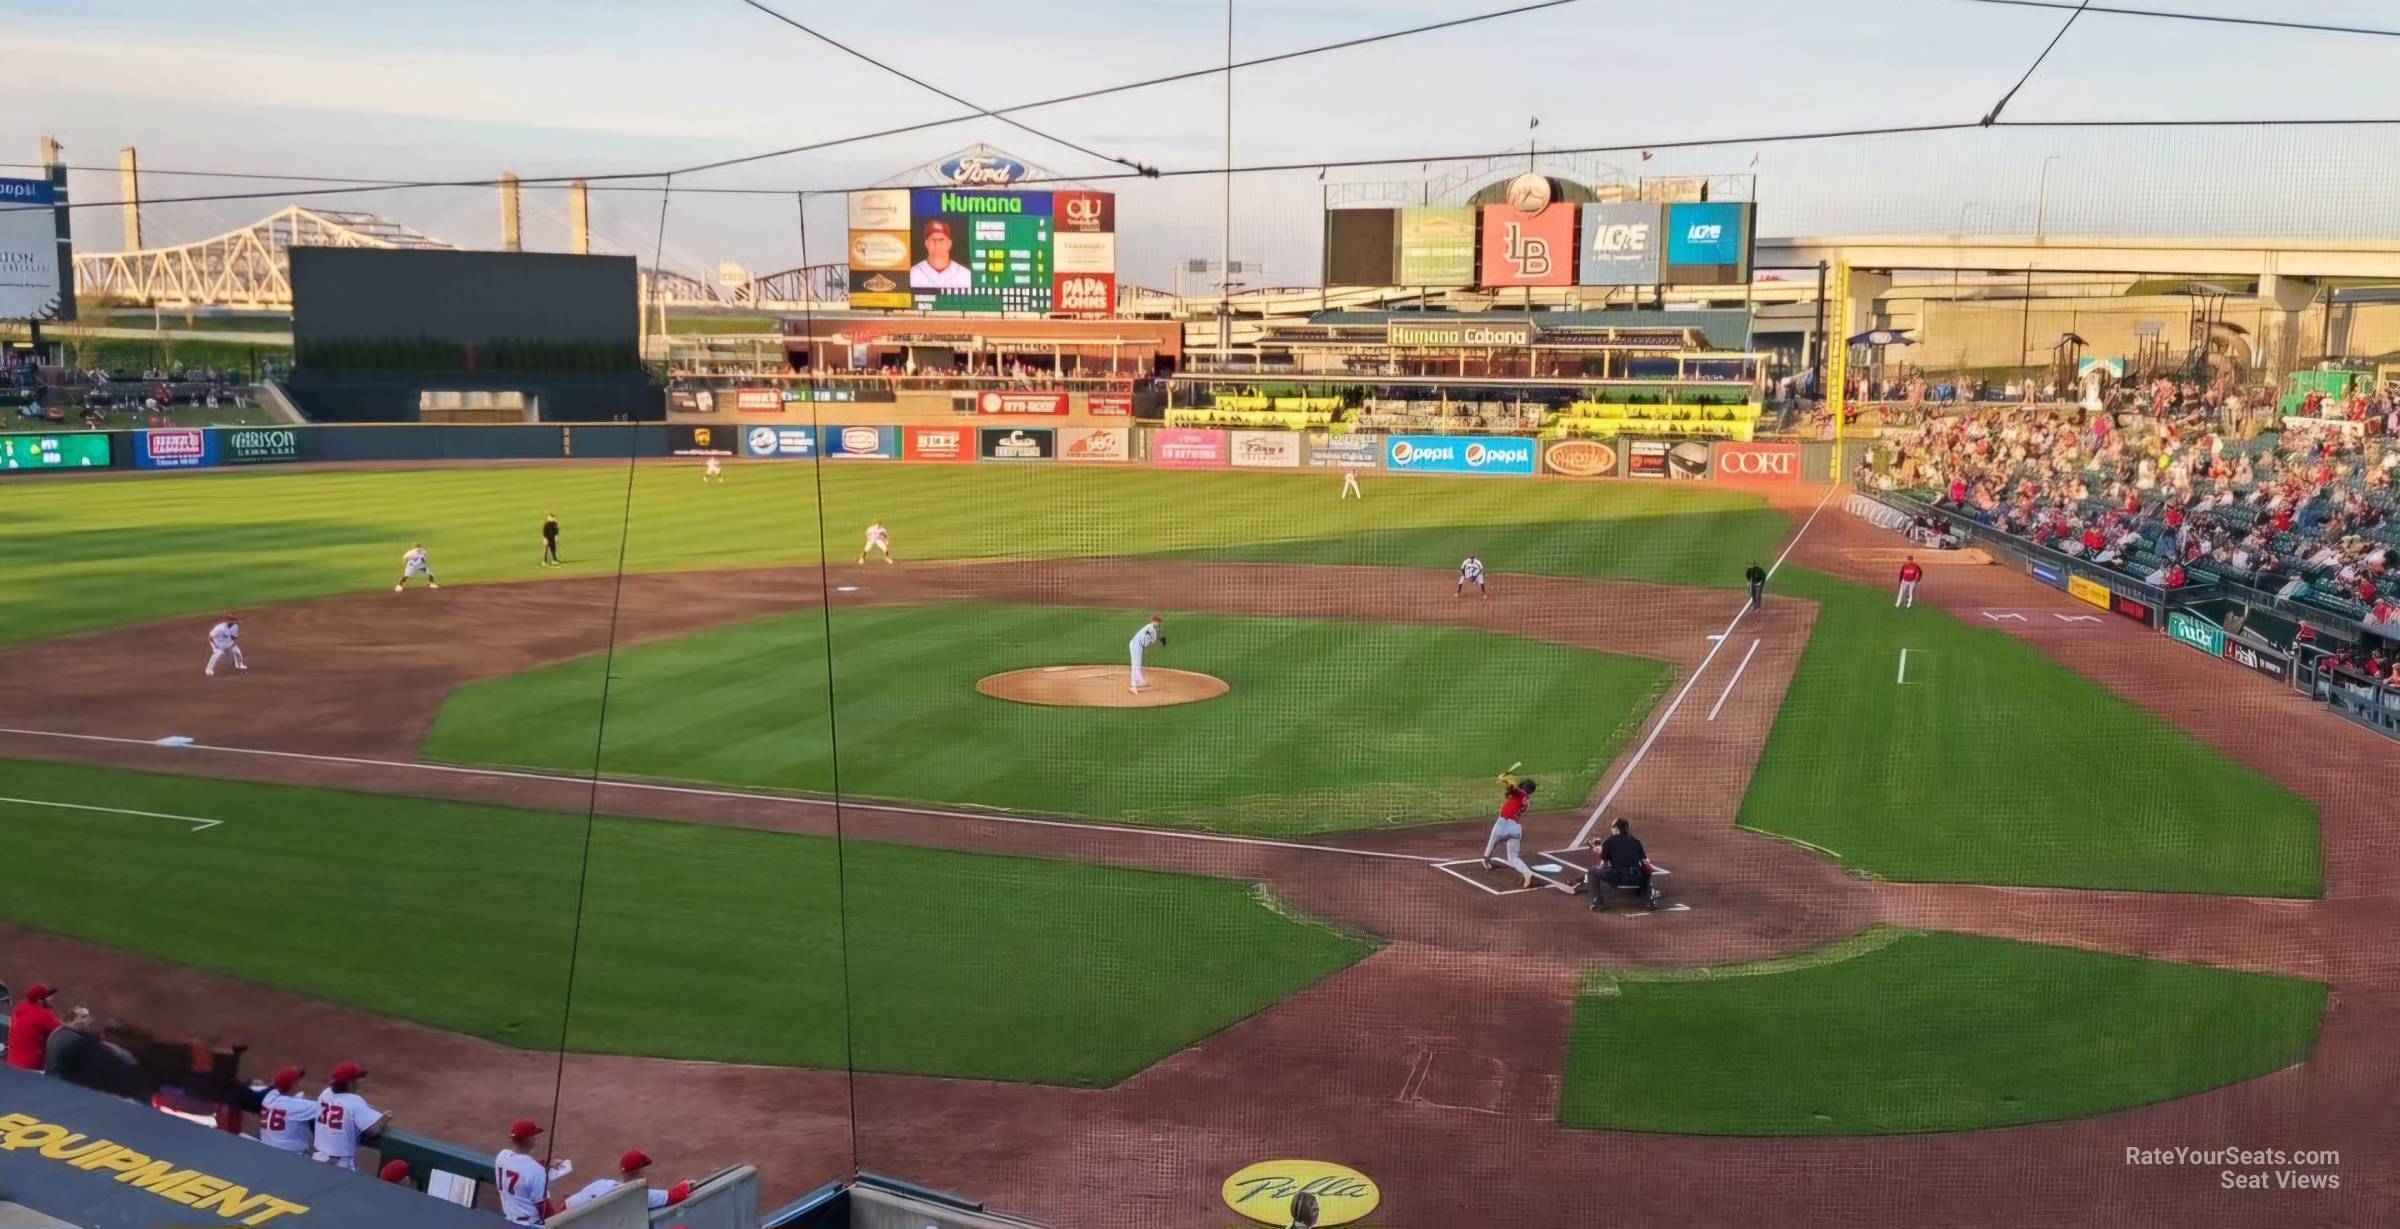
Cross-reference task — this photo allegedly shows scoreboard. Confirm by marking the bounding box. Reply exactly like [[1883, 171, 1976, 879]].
[[847, 186, 1115, 317], [0, 432, 111, 469]]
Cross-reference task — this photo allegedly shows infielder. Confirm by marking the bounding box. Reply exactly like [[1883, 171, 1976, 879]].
[[311, 1061, 387, 1170], [395, 543, 439, 591], [1480, 764, 1539, 888], [255, 1067, 317, 1155], [540, 513, 561, 568], [1457, 555, 1488, 599], [1128, 615, 1165, 693], [703, 455, 725, 483], [1340, 469, 1362, 499], [494, 1119, 572, 1226], [205, 615, 247, 676], [860, 520, 894, 564]]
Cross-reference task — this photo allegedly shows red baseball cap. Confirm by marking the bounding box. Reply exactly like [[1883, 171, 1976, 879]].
[[379, 1160, 411, 1184], [922, 221, 951, 240], [270, 1067, 304, 1092], [509, 1119, 543, 1142], [24, 984, 55, 1004], [329, 1060, 367, 1083], [619, 1149, 653, 1173]]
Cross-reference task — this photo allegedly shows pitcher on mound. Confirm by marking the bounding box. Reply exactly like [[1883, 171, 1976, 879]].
[[1480, 762, 1539, 888]]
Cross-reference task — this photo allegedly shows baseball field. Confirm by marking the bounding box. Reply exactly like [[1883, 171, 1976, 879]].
[[0, 455, 2378, 1225]]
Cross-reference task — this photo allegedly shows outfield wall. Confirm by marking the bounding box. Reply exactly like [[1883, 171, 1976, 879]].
[[1, 423, 1835, 486]]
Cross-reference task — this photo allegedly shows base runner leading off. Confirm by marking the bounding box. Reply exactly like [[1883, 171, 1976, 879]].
[[1481, 763, 1539, 888], [1128, 615, 1165, 693]]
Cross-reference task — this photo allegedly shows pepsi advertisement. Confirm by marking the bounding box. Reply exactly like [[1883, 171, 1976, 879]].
[[1384, 435, 1536, 476]]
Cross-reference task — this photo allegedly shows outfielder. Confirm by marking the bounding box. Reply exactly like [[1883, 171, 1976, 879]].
[[860, 520, 894, 564], [205, 615, 247, 675], [1128, 615, 1165, 693], [1340, 469, 1362, 499], [703, 456, 725, 483], [311, 1061, 387, 1170], [1457, 555, 1488, 598], [1896, 555, 1922, 608], [395, 543, 438, 591], [1480, 764, 1539, 888]]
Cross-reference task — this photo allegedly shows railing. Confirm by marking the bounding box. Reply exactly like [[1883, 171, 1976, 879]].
[[2293, 646, 2400, 742], [1853, 486, 2206, 612]]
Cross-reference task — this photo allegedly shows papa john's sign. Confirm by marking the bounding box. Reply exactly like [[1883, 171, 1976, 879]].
[[1710, 441, 1803, 482]]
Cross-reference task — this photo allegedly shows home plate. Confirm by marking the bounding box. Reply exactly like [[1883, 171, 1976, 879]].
[[1533, 863, 1565, 874], [155, 736, 195, 747], [835, 585, 860, 592]]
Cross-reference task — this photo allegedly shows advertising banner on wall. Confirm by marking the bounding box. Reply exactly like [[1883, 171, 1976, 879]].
[[823, 425, 900, 459], [2229, 640, 2290, 682], [1710, 441, 1800, 482], [1087, 391, 1134, 416], [1661, 201, 1755, 286], [135, 428, 216, 469], [1052, 271, 1115, 319], [221, 427, 305, 465], [1664, 440, 1712, 480], [2068, 574, 2113, 610], [2029, 558, 2069, 590], [668, 424, 737, 456], [1396, 207, 1475, 286], [1153, 428, 1229, 469], [1306, 432, 1383, 469], [0, 433, 111, 469], [1053, 190, 1116, 233], [1478, 203, 1574, 287], [1626, 439, 1669, 478], [846, 189, 914, 309], [1058, 426, 1130, 462], [979, 427, 1054, 461], [1230, 430, 1302, 468], [733, 389, 783, 412], [977, 390, 1070, 415], [741, 424, 818, 459], [2166, 611, 2228, 657], [1386, 435, 1536, 476], [1543, 437, 1619, 478], [905, 425, 974, 462], [1578, 203, 1663, 286], [0, 177, 67, 320]]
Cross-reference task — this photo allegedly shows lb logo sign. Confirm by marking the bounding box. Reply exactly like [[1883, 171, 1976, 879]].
[[1222, 1160, 1380, 1227]]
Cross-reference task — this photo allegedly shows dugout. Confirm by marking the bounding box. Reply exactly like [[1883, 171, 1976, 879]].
[[0, 1067, 500, 1229]]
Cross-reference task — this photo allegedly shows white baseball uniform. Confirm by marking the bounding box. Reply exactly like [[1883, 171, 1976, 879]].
[[565, 1177, 671, 1211], [397, 547, 437, 590], [1340, 470, 1362, 499], [703, 457, 724, 481], [1128, 621, 1163, 692], [311, 1088, 384, 1170], [862, 524, 891, 561], [205, 621, 246, 675], [1460, 557, 1486, 584], [494, 1148, 571, 1225], [255, 1089, 318, 1154]]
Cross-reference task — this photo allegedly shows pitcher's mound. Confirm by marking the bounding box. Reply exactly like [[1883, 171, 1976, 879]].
[[977, 665, 1229, 708]]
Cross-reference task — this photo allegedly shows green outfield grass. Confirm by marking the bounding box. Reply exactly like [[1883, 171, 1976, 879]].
[[1740, 570, 2321, 897], [0, 464, 1787, 645], [1559, 929, 2325, 1134], [424, 604, 1670, 833], [0, 760, 1372, 1084]]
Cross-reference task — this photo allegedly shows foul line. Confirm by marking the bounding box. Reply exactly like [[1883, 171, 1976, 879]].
[[0, 727, 1435, 865], [1705, 638, 1762, 723], [1897, 648, 1912, 685], [0, 795, 221, 832], [1567, 483, 1838, 850]]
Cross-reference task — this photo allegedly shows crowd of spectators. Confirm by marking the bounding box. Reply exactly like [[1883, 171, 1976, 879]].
[[1866, 402, 2400, 634], [9, 365, 256, 427], [3, 969, 691, 1224]]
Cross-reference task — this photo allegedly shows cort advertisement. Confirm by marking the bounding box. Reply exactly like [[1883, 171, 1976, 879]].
[[1386, 434, 1536, 476], [1543, 437, 1619, 478], [905, 426, 973, 463], [1230, 430, 1302, 468], [823, 425, 900, 460], [1306, 433, 1382, 470], [135, 429, 215, 470], [741, 425, 818, 459], [1153, 428, 1229, 469], [1058, 426, 1130, 462], [1710, 441, 1801, 482], [979, 427, 1055, 461]]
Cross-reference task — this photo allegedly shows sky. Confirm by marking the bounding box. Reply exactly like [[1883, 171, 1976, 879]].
[[10, 0, 2400, 290]]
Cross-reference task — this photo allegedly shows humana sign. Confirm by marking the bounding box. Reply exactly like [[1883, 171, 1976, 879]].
[[1386, 320, 1536, 347]]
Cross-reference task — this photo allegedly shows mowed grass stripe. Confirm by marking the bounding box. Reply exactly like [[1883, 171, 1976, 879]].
[[1739, 570, 2321, 897], [1560, 930, 2326, 1135], [425, 604, 1672, 834], [0, 759, 1370, 1084], [0, 465, 1785, 643]]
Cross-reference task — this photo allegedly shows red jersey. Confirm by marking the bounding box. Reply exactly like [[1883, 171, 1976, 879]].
[[1899, 562, 1923, 583], [6, 1002, 60, 1071], [1500, 787, 1530, 821]]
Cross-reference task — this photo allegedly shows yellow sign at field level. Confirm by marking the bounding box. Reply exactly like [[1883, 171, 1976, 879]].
[[2068, 574, 2112, 610], [1222, 1159, 1381, 1226]]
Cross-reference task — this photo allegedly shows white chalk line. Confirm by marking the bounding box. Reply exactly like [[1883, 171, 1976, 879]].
[[0, 794, 221, 832], [0, 727, 1437, 865], [1430, 857, 1577, 895], [1706, 638, 1762, 722], [1897, 648, 1911, 685], [1567, 482, 1839, 851]]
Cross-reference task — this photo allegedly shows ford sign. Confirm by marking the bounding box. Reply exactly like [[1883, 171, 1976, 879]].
[[939, 154, 1027, 186]]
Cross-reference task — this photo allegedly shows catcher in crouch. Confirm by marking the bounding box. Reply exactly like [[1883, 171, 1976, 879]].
[[1480, 762, 1540, 888]]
